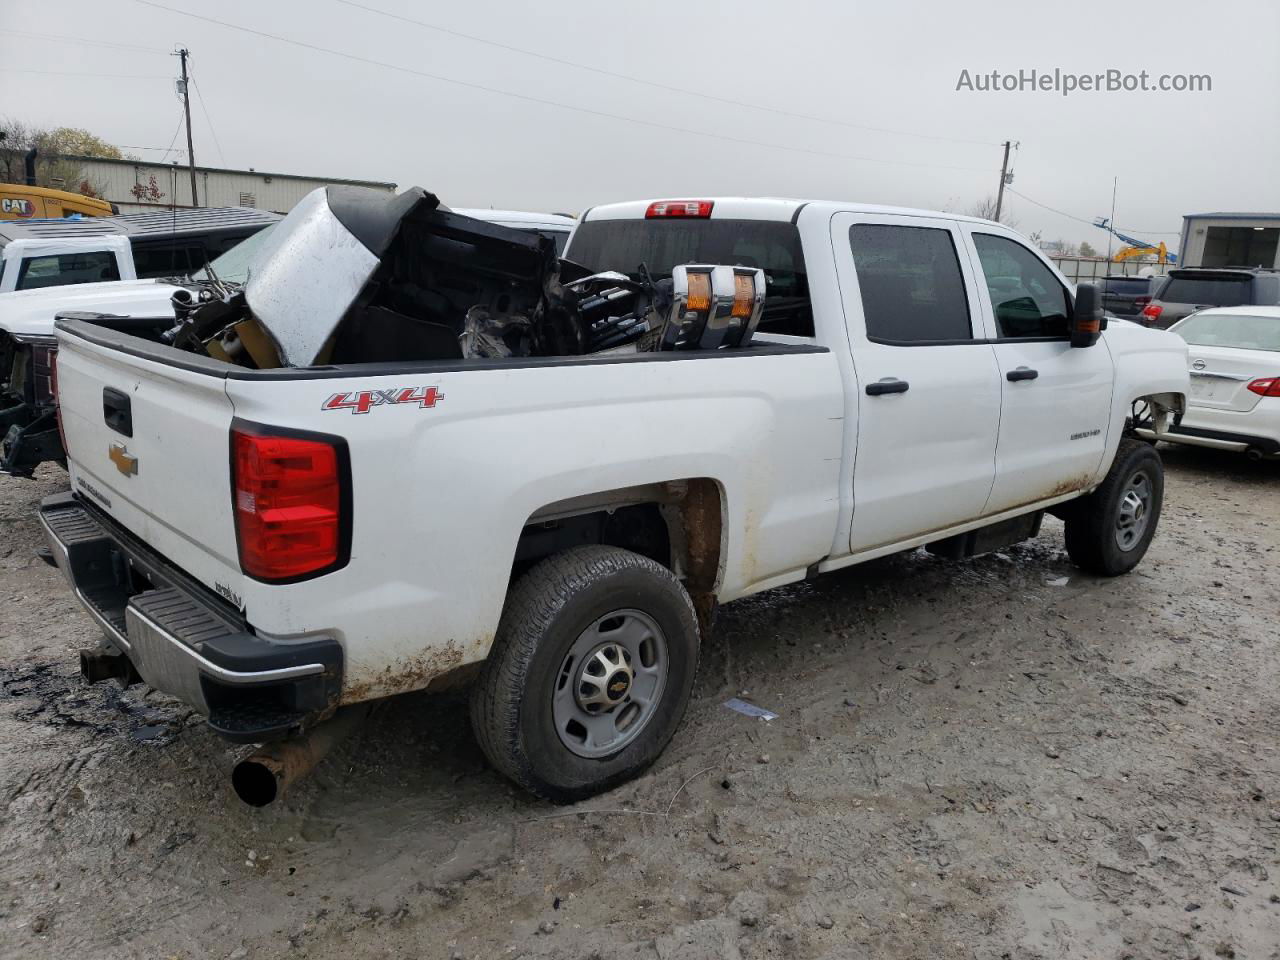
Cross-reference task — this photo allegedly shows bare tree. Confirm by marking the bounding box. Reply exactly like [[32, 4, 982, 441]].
[[964, 195, 1018, 228], [0, 118, 133, 196]]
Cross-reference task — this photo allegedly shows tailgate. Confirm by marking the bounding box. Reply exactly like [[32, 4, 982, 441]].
[[55, 322, 244, 603]]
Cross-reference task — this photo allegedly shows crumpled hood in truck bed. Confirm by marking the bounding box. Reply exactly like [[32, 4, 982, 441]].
[[240, 185, 570, 367]]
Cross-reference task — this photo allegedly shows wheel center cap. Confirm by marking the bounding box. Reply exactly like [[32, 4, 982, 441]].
[[606, 672, 631, 701]]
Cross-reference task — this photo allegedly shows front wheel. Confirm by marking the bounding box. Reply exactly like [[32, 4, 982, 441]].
[[1063, 439, 1164, 576], [470, 546, 701, 802]]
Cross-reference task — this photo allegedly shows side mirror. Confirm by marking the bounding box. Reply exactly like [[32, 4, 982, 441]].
[[1071, 283, 1103, 347]]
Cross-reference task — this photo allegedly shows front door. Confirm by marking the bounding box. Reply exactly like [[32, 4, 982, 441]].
[[832, 213, 1003, 553], [963, 229, 1114, 514]]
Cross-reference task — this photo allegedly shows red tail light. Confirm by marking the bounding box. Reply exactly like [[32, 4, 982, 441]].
[[1140, 303, 1163, 325], [646, 200, 713, 219], [231, 423, 349, 582], [1247, 377, 1280, 398], [1134, 295, 1151, 309]]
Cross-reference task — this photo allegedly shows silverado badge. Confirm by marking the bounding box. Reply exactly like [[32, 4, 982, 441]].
[[108, 443, 138, 477]]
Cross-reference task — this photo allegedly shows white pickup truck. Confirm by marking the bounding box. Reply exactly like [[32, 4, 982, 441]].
[[41, 191, 1189, 803]]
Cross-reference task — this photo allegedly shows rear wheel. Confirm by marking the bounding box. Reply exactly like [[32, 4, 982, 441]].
[[1064, 439, 1164, 576], [470, 545, 700, 802]]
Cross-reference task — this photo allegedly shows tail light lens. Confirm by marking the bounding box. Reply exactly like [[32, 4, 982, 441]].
[[1247, 377, 1280, 397], [231, 423, 349, 582], [1140, 303, 1163, 325], [646, 200, 714, 218]]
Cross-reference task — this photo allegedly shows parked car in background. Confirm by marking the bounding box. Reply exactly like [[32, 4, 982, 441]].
[[0, 220, 280, 476], [0, 206, 281, 293], [1140, 267, 1280, 329], [453, 208, 575, 254], [1140, 305, 1280, 460], [1101, 274, 1154, 317]]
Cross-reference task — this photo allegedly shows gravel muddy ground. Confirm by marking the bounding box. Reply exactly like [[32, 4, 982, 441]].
[[1, 446, 1277, 960]]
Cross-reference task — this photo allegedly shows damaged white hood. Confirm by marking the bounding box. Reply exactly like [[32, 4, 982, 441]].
[[243, 188, 382, 367]]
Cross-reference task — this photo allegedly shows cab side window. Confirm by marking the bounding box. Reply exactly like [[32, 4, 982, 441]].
[[849, 224, 972, 343], [972, 233, 1071, 339]]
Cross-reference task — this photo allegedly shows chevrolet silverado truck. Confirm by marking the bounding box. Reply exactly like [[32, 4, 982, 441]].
[[41, 191, 1189, 803]]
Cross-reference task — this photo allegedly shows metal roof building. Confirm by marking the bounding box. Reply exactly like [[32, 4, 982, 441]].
[[67, 155, 396, 215], [1179, 212, 1280, 269]]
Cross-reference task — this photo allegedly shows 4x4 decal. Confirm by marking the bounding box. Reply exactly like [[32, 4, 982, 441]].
[[322, 386, 443, 415]]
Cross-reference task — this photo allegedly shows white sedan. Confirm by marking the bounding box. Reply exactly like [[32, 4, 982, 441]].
[[1148, 306, 1280, 461]]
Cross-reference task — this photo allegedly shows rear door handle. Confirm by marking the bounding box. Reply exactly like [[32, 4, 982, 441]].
[[103, 387, 133, 437], [1006, 367, 1039, 382], [866, 378, 909, 396]]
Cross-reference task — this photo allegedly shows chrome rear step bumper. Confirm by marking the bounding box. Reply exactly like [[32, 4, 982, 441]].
[[39, 492, 343, 742]]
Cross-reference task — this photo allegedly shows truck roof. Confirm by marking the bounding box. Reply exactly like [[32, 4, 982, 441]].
[[581, 197, 999, 226], [0, 206, 281, 244]]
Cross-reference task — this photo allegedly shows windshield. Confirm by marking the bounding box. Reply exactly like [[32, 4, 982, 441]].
[[189, 224, 279, 284], [1160, 275, 1250, 307], [565, 218, 813, 337], [1173, 312, 1280, 352]]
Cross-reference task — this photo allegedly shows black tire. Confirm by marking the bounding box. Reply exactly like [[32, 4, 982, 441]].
[[470, 545, 700, 803], [1064, 438, 1164, 576]]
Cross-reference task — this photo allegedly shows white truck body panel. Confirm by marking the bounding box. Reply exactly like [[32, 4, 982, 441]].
[[0, 277, 177, 339], [51, 196, 1192, 707]]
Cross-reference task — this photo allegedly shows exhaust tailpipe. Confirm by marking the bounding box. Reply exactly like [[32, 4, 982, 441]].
[[232, 704, 369, 807]]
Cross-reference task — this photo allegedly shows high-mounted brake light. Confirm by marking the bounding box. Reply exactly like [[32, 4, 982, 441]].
[[646, 200, 714, 219], [1140, 303, 1163, 325], [1247, 377, 1280, 398], [231, 424, 349, 582]]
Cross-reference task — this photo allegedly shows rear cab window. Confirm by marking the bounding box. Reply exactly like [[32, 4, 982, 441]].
[[848, 224, 972, 342], [16, 251, 121, 290], [566, 217, 813, 337]]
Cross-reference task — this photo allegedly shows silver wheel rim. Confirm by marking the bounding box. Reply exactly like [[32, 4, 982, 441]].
[[552, 609, 668, 759], [1114, 469, 1153, 551]]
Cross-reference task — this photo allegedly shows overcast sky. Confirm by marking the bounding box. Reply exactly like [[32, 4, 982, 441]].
[[4, 0, 1278, 249]]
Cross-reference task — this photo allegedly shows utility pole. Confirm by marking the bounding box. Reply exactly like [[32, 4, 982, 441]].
[[993, 140, 1012, 223], [176, 48, 198, 207]]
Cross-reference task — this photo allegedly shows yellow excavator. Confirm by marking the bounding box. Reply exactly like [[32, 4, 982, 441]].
[[1094, 218, 1176, 264], [0, 183, 115, 220]]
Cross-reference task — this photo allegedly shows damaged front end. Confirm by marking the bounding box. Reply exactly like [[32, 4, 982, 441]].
[[162, 186, 767, 368]]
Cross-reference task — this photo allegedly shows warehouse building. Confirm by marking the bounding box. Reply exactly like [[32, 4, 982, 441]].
[[1178, 212, 1280, 269], [65, 155, 396, 215]]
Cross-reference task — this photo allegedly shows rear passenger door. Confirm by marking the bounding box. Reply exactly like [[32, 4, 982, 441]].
[[963, 230, 1114, 514], [832, 214, 1003, 553]]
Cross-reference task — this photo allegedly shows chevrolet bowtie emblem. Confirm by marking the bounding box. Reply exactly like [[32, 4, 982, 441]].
[[109, 443, 138, 477]]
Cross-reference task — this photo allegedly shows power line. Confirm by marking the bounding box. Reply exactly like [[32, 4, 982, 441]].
[[333, 0, 999, 149], [1007, 188, 1179, 235], [186, 58, 226, 165], [0, 29, 169, 56], [0, 68, 170, 80], [133, 0, 991, 175]]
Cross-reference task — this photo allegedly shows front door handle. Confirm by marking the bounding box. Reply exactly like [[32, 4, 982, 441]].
[[1006, 367, 1039, 382], [866, 378, 909, 396]]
